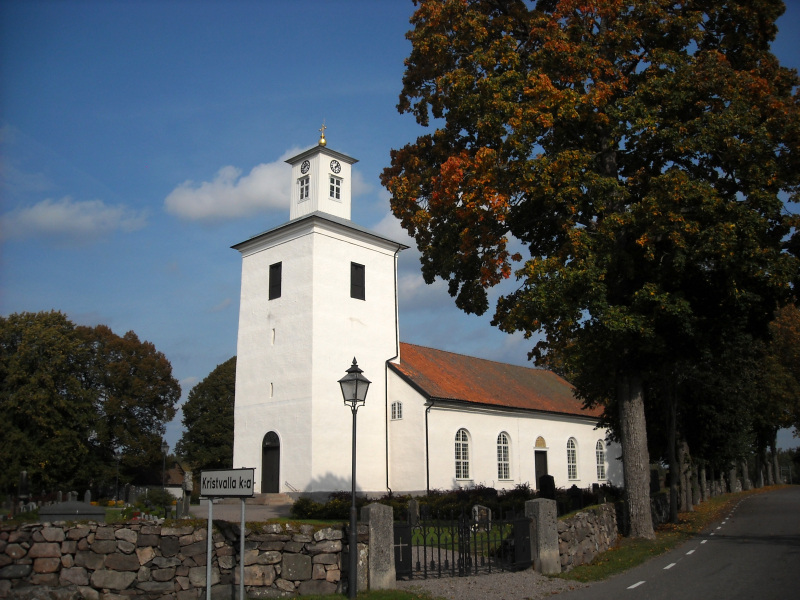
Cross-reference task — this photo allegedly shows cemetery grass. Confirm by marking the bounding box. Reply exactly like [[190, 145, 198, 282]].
[[557, 486, 785, 583]]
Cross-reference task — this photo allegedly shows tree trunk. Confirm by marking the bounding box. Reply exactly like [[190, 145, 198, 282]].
[[692, 466, 701, 505], [741, 459, 751, 491], [683, 442, 693, 512], [700, 463, 708, 501], [617, 372, 655, 539], [677, 440, 686, 511], [771, 438, 781, 484], [668, 391, 679, 523], [756, 455, 764, 488], [766, 459, 774, 486], [728, 463, 738, 493]]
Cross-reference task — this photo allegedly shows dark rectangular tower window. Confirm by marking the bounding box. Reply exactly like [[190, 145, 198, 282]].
[[350, 262, 365, 300], [269, 262, 282, 300]]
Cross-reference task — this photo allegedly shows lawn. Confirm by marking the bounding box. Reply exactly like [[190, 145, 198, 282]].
[[557, 485, 787, 582]]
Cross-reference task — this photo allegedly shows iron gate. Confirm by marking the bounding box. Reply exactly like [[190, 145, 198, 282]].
[[394, 508, 532, 579]]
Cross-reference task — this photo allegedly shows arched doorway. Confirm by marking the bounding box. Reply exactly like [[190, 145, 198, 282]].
[[261, 432, 280, 493]]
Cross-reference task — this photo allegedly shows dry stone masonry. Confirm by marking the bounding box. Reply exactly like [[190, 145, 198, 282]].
[[556, 504, 617, 572], [0, 520, 356, 599]]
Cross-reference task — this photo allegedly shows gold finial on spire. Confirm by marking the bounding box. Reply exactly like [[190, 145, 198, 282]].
[[318, 121, 327, 147]]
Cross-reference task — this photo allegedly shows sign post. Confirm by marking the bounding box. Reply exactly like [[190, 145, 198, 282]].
[[199, 468, 255, 600]]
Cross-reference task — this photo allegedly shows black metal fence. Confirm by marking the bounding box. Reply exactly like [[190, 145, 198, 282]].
[[394, 507, 531, 579]]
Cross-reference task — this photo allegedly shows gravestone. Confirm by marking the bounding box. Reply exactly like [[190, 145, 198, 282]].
[[18, 471, 30, 504], [650, 468, 661, 494], [407, 498, 419, 526], [84, 490, 91, 504], [567, 485, 583, 512], [472, 504, 492, 531], [538, 475, 556, 500], [56, 491, 62, 503]]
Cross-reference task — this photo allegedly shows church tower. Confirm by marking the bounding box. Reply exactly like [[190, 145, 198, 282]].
[[231, 127, 407, 496]]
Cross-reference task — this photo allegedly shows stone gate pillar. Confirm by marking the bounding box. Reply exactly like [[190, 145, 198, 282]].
[[361, 503, 395, 590], [525, 498, 561, 575]]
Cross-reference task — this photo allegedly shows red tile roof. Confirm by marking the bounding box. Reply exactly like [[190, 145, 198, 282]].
[[390, 343, 602, 418]]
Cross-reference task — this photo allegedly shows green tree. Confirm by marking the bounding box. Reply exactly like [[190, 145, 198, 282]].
[[0, 311, 96, 493], [79, 324, 181, 486], [176, 357, 236, 472], [0, 311, 181, 493], [382, 0, 800, 537]]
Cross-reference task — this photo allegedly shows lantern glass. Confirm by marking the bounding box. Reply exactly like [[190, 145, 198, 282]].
[[338, 358, 371, 408]]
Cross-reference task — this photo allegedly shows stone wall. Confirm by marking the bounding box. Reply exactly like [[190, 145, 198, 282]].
[[556, 504, 617, 572], [0, 519, 363, 599]]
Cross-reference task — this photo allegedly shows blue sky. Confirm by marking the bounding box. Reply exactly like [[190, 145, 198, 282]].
[[2, 0, 799, 451]]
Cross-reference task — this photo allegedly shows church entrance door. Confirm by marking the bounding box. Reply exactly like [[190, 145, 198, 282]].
[[262, 432, 280, 493], [534, 450, 548, 490]]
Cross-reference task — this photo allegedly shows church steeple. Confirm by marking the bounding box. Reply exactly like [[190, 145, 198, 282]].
[[285, 127, 358, 221]]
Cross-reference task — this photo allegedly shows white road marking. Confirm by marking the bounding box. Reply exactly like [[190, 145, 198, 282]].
[[716, 526, 722, 529], [701, 540, 707, 544], [664, 563, 676, 570], [710, 533, 715, 536], [686, 550, 695, 555], [628, 581, 645, 589]]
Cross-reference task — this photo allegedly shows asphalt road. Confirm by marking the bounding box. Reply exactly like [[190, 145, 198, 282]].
[[562, 486, 800, 600], [188, 499, 291, 522]]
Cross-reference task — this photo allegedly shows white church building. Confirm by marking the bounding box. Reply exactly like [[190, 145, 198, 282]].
[[231, 131, 623, 497]]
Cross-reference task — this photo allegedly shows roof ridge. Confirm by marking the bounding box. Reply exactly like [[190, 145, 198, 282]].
[[400, 341, 544, 371]]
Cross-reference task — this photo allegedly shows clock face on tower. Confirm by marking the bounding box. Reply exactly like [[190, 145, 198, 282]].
[[300, 160, 310, 174], [330, 160, 341, 174]]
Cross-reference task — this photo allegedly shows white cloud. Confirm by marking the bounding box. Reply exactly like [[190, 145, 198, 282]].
[[164, 148, 375, 222], [209, 298, 232, 312], [164, 147, 306, 222], [351, 170, 372, 197], [1, 196, 147, 243]]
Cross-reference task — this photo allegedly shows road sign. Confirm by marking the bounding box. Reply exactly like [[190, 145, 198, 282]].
[[199, 468, 255, 498]]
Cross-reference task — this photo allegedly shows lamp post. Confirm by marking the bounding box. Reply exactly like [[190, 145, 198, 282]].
[[114, 449, 122, 504], [161, 440, 169, 519], [338, 358, 370, 600]]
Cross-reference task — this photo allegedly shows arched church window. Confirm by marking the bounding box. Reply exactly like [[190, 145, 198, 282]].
[[535, 436, 547, 448], [455, 429, 470, 480], [596, 440, 606, 481], [391, 401, 402, 420], [497, 432, 510, 480], [567, 438, 578, 480]]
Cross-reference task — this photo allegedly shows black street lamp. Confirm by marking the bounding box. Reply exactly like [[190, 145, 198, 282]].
[[161, 440, 169, 519], [114, 449, 122, 504], [338, 358, 370, 600]]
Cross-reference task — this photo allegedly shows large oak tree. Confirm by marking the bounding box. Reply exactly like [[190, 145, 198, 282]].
[[0, 312, 180, 493], [382, 0, 800, 537]]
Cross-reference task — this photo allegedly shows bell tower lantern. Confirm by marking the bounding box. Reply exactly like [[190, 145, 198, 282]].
[[285, 125, 358, 221]]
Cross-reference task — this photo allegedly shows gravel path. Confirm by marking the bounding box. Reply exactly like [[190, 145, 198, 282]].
[[396, 569, 589, 600]]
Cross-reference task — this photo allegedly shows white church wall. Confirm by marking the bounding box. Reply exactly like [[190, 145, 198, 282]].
[[425, 404, 619, 492], [386, 369, 429, 493], [307, 221, 402, 494], [233, 230, 315, 493]]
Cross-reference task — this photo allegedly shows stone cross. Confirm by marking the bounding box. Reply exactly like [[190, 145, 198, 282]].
[[407, 499, 419, 526]]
